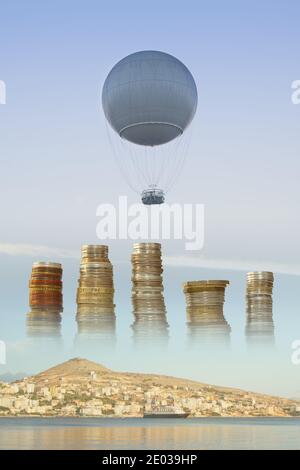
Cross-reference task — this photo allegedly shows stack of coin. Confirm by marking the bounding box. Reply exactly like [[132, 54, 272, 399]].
[[75, 308, 116, 349], [26, 309, 62, 339], [183, 281, 230, 345], [186, 310, 231, 346], [29, 262, 63, 310], [183, 280, 230, 316], [131, 310, 169, 347], [246, 271, 274, 297], [76, 245, 115, 312], [246, 272, 274, 344], [131, 243, 166, 314]]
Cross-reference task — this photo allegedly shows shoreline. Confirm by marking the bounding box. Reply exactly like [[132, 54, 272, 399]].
[[0, 415, 299, 420]]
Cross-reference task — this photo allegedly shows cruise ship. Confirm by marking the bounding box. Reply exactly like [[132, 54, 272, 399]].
[[143, 405, 189, 419]]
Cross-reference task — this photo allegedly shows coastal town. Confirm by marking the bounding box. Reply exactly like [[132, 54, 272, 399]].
[[0, 359, 299, 418]]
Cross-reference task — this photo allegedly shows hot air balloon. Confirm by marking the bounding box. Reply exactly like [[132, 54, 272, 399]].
[[102, 50, 197, 204]]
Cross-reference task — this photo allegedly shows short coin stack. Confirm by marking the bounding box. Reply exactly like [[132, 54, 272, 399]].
[[29, 262, 63, 311], [246, 272, 274, 343], [131, 243, 166, 314], [246, 271, 274, 299], [183, 281, 231, 343], [76, 245, 115, 313], [183, 280, 230, 315]]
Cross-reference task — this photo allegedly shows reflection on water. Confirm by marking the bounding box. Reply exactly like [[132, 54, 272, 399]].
[[0, 418, 299, 450], [186, 310, 231, 348], [26, 309, 62, 341], [74, 307, 116, 350], [131, 310, 169, 347]]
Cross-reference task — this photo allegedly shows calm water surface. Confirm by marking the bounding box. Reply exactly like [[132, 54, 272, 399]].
[[0, 417, 299, 450]]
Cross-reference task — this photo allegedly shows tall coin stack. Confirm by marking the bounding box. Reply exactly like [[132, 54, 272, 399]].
[[26, 310, 62, 339], [76, 245, 115, 313], [131, 243, 166, 313], [29, 262, 63, 311], [183, 281, 231, 344], [131, 243, 168, 345], [246, 271, 274, 344]]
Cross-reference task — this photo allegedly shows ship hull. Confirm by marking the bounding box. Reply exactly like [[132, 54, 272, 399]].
[[143, 413, 189, 419]]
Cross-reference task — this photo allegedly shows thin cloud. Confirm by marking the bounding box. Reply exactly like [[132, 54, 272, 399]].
[[0, 243, 299, 275], [164, 255, 300, 275], [0, 243, 79, 260]]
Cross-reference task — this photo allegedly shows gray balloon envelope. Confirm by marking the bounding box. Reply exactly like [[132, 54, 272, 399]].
[[102, 50, 198, 146]]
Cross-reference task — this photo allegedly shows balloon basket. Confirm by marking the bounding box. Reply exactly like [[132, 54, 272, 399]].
[[141, 188, 165, 205]]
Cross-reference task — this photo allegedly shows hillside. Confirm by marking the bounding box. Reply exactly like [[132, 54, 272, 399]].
[[31, 358, 111, 385], [27, 358, 242, 394], [0, 358, 298, 418], [22, 358, 296, 402]]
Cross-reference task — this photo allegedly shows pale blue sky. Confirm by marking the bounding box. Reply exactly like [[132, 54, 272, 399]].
[[0, 0, 300, 397]]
